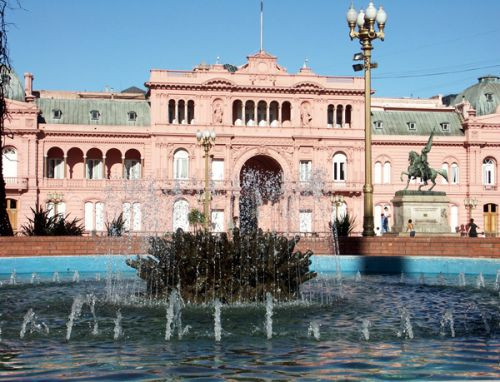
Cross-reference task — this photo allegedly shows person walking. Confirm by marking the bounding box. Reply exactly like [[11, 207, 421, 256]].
[[467, 218, 479, 238], [406, 219, 416, 237]]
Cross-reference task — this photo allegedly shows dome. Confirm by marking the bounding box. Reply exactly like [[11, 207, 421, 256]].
[[1, 66, 24, 102], [450, 75, 500, 116]]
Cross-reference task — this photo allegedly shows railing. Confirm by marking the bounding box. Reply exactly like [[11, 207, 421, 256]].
[[4, 177, 28, 190]]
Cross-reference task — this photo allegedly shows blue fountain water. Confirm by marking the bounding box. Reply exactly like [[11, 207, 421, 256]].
[[0, 259, 499, 380]]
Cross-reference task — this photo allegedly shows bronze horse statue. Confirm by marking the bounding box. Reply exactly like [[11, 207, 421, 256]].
[[400, 150, 448, 191]]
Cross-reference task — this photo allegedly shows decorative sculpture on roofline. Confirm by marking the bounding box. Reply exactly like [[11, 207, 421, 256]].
[[400, 129, 448, 191]]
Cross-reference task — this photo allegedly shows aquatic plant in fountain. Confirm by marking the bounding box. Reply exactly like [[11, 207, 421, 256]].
[[126, 228, 316, 303]]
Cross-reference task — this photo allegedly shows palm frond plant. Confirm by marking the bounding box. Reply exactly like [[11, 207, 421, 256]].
[[334, 213, 356, 237]]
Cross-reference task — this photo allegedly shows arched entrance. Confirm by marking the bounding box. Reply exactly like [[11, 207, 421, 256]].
[[483, 203, 497, 237], [6, 198, 17, 232], [239, 155, 283, 233]]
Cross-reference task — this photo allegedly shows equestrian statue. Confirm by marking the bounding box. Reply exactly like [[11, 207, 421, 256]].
[[400, 129, 448, 191]]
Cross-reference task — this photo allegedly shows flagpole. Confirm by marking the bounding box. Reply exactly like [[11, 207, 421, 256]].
[[260, 0, 263, 52]]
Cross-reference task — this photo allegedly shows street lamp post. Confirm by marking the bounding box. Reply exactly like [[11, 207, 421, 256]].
[[464, 197, 478, 222], [346, 2, 387, 237], [196, 129, 216, 230]]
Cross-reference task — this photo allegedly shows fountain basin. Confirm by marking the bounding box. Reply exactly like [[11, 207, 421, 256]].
[[0, 254, 498, 380]]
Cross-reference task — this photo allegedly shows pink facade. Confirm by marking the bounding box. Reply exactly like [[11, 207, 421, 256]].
[[2, 52, 500, 235]]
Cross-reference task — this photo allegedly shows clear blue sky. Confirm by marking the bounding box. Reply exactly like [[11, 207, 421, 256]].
[[7, 0, 500, 98]]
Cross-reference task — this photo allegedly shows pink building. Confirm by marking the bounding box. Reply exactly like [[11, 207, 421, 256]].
[[2, 53, 499, 236]]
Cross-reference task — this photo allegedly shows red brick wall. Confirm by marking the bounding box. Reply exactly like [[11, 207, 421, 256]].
[[0, 236, 499, 258]]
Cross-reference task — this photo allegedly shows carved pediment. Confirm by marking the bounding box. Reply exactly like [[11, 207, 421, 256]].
[[203, 78, 236, 87], [293, 81, 324, 91]]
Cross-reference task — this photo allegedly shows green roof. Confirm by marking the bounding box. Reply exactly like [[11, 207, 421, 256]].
[[450, 75, 500, 116], [371, 110, 464, 136], [2, 67, 24, 102], [36, 98, 150, 126]]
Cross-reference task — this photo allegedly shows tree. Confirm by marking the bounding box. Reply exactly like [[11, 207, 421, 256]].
[[187, 208, 205, 232], [0, 0, 15, 236]]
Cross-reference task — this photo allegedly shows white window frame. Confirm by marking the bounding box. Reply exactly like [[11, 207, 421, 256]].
[[483, 158, 495, 186], [450, 163, 459, 184], [299, 160, 312, 182], [299, 210, 312, 233], [441, 163, 449, 184], [211, 209, 224, 232], [211, 159, 224, 181], [332, 153, 347, 182], [173, 150, 189, 180], [173, 199, 189, 231], [86, 159, 103, 180], [383, 162, 391, 184], [407, 122, 416, 131], [125, 159, 141, 180], [48, 158, 64, 179], [374, 162, 382, 184], [2, 147, 17, 178], [90, 110, 100, 121], [440, 122, 450, 132]]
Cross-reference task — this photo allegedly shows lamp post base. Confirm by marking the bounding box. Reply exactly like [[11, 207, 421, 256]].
[[362, 216, 375, 237]]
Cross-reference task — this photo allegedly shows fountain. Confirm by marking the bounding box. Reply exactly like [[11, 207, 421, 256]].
[[0, 172, 498, 380]]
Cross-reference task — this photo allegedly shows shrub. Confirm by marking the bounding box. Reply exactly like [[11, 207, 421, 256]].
[[334, 213, 356, 237], [106, 213, 126, 237], [21, 206, 84, 236]]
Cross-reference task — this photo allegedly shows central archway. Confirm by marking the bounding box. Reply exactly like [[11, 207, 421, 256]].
[[239, 155, 283, 233]]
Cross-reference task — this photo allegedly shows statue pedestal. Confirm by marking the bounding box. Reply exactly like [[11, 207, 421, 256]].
[[391, 190, 450, 234]]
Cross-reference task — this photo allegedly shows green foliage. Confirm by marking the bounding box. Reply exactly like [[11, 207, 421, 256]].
[[21, 206, 84, 236], [187, 208, 205, 231], [334, 213, 356, 237], [126, 229, 316, 303], [106, 213, 125, 237]]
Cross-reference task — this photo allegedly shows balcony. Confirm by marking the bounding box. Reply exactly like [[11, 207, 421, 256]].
[[4, 177, 28, 191]]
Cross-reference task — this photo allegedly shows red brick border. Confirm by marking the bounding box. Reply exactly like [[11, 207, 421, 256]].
[[0, 236, 499, 258]]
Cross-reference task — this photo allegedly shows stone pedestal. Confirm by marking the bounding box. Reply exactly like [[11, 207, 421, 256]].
[[391, 190, 450, 234]]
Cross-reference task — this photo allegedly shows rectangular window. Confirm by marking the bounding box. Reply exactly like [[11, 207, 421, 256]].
[[211, 209, 224, 232], [125, 159, 141, 180], [211, 159, 224, 181], [95, 202, 104, 231], [174, 158, 188, 179], [451, 165, 459, 184], [48, 159, 64, 179], [84, 202, 94, 231], [122, 202, 131, 231], [86, 159, 102, 180], [132, 202, 141, 231], [407, 122, 416, 131], [299, 210, 312, 233], [299, 160, 312, 181], [440, 122, 450, 132], [339, 163, 345, 181], [374, 120, 383, 129]]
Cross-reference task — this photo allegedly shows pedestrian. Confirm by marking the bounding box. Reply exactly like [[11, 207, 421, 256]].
[[467, 218, 479, 238], [406, 219, 416, 237], [380, 213, 386, 233], [459, 224, 467, 237], [383, 215, 389, 233]]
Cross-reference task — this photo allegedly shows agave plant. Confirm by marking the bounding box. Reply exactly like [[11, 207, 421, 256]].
[[334, 213, 356, 237], [106, 213, 126, 237], [21, 206, 84, 236]]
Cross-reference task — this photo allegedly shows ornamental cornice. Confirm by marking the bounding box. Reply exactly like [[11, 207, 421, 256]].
[[148, 82, 364, 97], [41, 131, 151, 139]]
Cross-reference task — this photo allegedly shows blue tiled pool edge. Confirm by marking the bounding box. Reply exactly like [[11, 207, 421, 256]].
[[0, 254, 498, 275], [311, 255, 500, 275]]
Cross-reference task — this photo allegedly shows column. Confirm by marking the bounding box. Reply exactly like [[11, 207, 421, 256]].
[[266, 103, 270, 126], [83, 156, 87, 179], [242, 102, 246, 125], [183, 101, 187, 124], [342, 105, 346, 127], [63, 155, 67, 179], [254, 102, 257, 125], [278, 104, 281, 126], [174, 100, 178, 124], [43, 155, 47, 178], [122, 156, 126, 179], [141, 157, 145, 178], [102, 156, 106, 179], [332, 106, 336, 127]]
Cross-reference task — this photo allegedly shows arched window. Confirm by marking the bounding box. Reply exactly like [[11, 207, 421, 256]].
[[450, 205, 458, 233], [327, 104, 334, 128], [441, 163, 449, 184], [483, 158, 495, 186], [47, 201, 65, 219], [450, 163, 459, 184], [173, 199, 189, 231], [331, 202, 347, 222], [374, 162, 382, 184], [173, 149, 189, 179], [332, 153, 347, 181], [2, 147, 17, 179], [383, 162, 391, 184], [232, 100, 243, 126]]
